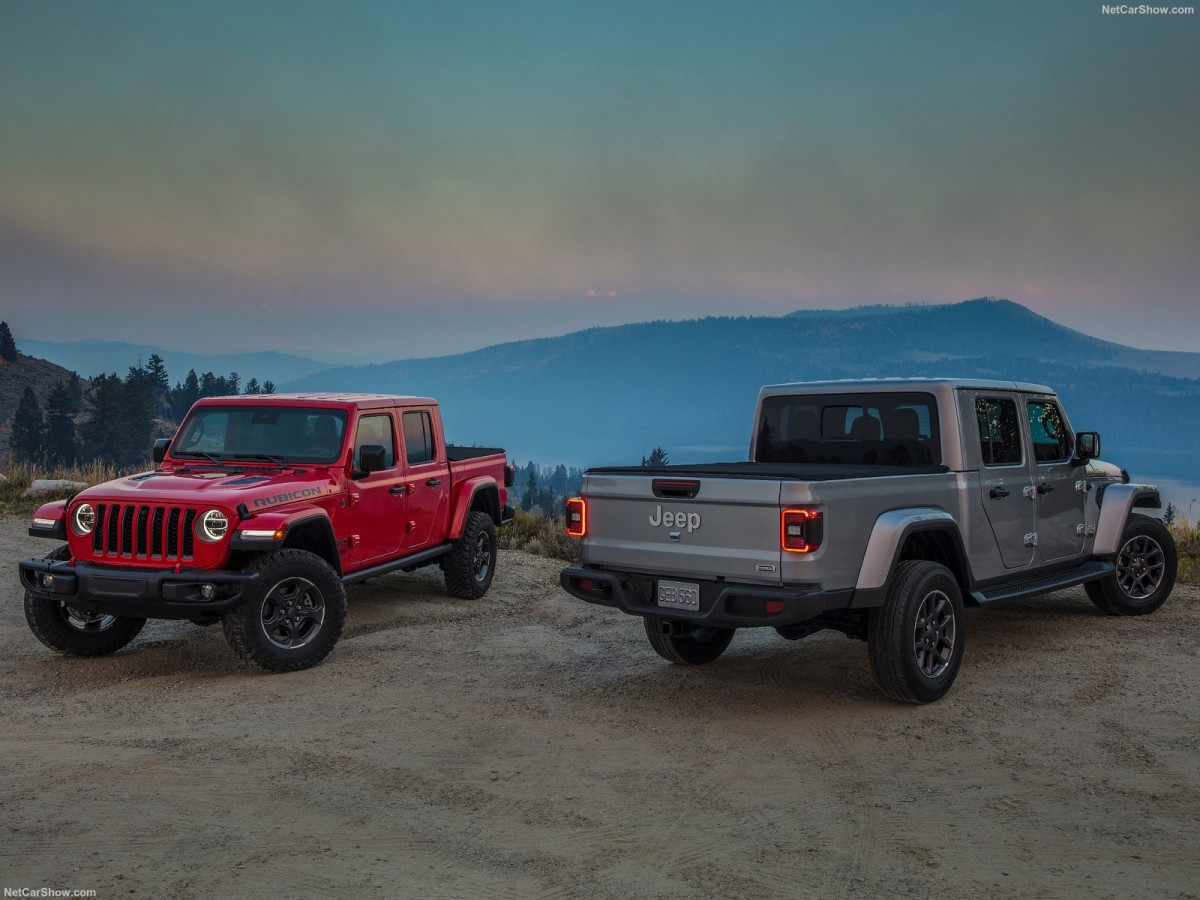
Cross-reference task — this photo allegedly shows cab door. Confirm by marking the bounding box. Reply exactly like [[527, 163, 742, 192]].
[[974, 394, 1036, 569], [1025, 397, 1087, 562], [346, 412, 407, 565], [397, 408, 450, 551]]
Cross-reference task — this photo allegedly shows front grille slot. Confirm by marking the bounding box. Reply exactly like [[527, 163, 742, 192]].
[[89, 503, 196, 562]]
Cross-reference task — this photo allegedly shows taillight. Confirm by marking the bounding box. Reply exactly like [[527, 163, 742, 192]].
[[504, 464, 515, 487], [781, 508, 822, 553], [566, 497, 587, 537]]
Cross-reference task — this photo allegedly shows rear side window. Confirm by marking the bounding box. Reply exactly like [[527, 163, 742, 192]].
[[756, 392, 940, 467], [402, 411, 435, 465], [1027, 400, 1071, 463], [976, 398, 1022, 466]]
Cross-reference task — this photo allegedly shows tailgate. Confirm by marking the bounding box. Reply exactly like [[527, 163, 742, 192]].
[[580, 473, 783, 584]]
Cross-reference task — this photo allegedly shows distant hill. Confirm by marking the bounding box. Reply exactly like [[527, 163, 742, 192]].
[[282, 299, 1200, 480], [15, 339, 336, 388], [0, 353, 79, 438]]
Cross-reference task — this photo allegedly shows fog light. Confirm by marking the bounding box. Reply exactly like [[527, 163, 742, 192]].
[[40, 573, 54, 589], [200, 583, 216, 600]]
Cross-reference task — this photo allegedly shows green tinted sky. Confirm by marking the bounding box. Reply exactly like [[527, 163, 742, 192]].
[[1, 1, 1197, 356]]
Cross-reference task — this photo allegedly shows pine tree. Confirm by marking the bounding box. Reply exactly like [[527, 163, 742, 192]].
[[245, 377, 261, 395], [262, 380, 275, 394], [522, 470, 537, 512], [170, 369, 201, 419], [81, 374, 125, 464], [641, 447, 669, 466], [145, 354, 170, 413], [43, 381, 79, 466], [0, 321, 17, 362], [120, 367, 155, 464], [9, 386, 44, 462]]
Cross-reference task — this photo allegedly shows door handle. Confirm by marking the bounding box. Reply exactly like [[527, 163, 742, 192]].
[[1038, 483, 1055, 494], [426, 478, 442, 487], [389, 485, 407, 496], [989, 486, 1010, 499]]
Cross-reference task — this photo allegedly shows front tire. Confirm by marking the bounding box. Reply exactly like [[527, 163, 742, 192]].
[[1085, 516, 1176, 616], [24, 545, 146, 657], [644, 618, 735, 665], [222, 549, 346, 672], [868, 560, 965, 704], [443, 510, 497, 599]]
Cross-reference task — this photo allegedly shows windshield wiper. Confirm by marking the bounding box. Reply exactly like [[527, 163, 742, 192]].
[[233, 453, 292, 468], [175, 451, 225, 466]]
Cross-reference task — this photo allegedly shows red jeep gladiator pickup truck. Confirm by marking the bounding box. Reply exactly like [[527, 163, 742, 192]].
[[20, 393, 513, 671]]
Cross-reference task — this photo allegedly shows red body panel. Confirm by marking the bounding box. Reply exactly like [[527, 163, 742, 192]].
[[54, 394, 508, 577]]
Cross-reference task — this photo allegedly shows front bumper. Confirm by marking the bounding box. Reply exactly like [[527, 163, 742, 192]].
[[560, 565, 852, 629], [19, 557, 260, 620]]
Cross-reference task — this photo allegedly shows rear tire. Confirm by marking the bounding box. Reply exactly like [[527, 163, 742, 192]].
[[867, 560, 965, 704], [644, 618, 735, 665], [24, 545, 146, 657], [1085, 516, 1176, 616], [222, 549, 346, 672], [443, 511, 497, 599]]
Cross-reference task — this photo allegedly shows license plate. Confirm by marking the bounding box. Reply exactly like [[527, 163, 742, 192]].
[[657, 579, 700, 611]]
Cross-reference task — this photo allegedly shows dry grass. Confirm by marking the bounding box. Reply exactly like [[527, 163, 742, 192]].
[[0, 460, 131, 517], [1171, 517, 1200, 585], [498, 507, 579, 563]]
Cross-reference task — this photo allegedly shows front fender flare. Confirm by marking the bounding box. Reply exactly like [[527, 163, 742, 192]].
[[1094, 483, 1161, 555]]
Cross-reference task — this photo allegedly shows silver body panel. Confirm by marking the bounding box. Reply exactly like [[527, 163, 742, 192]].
[[578, 379, 1154, 603]]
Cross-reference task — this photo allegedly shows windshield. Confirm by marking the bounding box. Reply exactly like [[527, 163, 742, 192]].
[[756, 392, 941, 467], [173, 406, 349, 465]]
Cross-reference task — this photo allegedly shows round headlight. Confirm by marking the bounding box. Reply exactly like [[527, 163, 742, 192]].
[[72, 503, 95, 536], [197, 509, 229, 542]]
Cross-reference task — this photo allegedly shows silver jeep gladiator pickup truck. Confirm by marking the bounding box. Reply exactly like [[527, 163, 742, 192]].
[[560, 379, 1177, 703]]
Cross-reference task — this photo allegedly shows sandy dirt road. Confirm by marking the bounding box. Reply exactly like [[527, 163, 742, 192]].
[[1, 516, 1197, 899]]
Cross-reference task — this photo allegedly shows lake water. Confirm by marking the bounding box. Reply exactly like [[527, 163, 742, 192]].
[[1135, 475, 1200, 522]]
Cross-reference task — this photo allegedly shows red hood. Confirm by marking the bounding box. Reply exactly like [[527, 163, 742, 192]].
[[73, 467, 343, 512]]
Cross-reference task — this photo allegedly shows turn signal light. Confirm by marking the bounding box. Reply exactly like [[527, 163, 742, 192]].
[[781, 508, 822, 553], [566, 498, 587, 537]]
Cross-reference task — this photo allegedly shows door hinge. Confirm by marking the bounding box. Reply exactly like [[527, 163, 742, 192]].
[[1023, 485, 1037, 500], [1075, 480, 1092, 494], [1076, 523, 1097, 537], [1024, 532, 1039, 547]]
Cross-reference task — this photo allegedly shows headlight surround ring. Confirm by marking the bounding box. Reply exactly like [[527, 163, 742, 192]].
[[197, 509, 230, 543], [72, 503, 95, 536]]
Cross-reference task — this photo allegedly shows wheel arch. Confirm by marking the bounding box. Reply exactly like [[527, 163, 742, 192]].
[[853, 508, 972, 605], [448, 477, 501, 539], [1094, 483, 1162, 556]]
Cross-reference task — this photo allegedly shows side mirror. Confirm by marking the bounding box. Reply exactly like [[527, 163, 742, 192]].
[[152, 438, 171, 464], [1074, 431, 1100, 463], [357, 444, 387, 474]]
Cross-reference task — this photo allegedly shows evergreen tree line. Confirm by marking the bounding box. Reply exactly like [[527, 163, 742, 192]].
[[8, 352, 276, 469], [514, 461, 583, 518]]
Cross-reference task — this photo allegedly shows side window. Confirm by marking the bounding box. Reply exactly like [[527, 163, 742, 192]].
[[402, 411, 435, 466], [354, 414, 395, 469], [1026, 400, 1070, 463], [976, 398, 1022, 466]]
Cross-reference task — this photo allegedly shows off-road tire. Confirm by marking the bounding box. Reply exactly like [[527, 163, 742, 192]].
[[24, 545, 146, 657], [443, 511, 497, 599], [867, 560, 965, 704], [1085, 516, 1176, 616], [222, 549, 346, 672], [644, 618, 736, 665]]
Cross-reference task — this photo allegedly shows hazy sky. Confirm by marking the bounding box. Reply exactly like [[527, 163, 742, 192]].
[[2, 1, 1197, 359]]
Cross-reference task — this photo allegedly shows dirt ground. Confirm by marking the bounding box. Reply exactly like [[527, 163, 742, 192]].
[[1, 516, 1197, 900]]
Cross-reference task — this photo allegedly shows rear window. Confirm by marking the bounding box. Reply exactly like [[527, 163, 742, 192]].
[[755, 392, 940, 467]]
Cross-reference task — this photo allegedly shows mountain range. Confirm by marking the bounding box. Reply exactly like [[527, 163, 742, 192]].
[[10, 299, 1198, 484], [279, 299, 1200, 481]]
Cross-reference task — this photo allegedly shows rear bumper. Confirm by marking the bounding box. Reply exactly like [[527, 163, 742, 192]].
[[19, 557, 259, 620], [560, 565, 853, 628]]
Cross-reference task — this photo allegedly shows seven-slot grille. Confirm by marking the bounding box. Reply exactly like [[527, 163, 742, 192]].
[[89, 503, 198, 561]]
